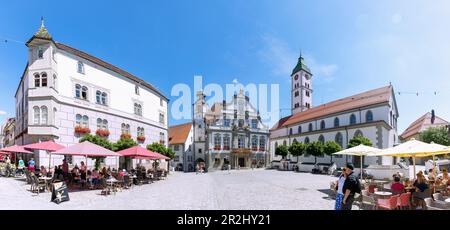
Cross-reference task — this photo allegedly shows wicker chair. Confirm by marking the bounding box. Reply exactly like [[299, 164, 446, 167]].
[[30, 174, 46, 195]]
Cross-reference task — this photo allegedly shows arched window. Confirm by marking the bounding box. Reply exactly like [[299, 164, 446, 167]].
[[214, 134, 222, 149], [77, 61, 84, 74], [41, 73, 48, 87], [53, 108, 57, 126], [38, 47, 44, 59], [318, 135, 325, 144], [320, 120, 326, 130], [101, 92, 107, 105], [354, 130, 363, 137], [366, 110, 373, 122], [298, 126, 302, 134], [134, 103, 142, 116], [335, 132, 343, 147], [81, 86, 88, 100], [304, 137, 310, 144], [350, 114, 356, 125], [96, 91, 101, 104], [75, 84, 81, 98], [308, 123, 313, 132], [251, 135, 258, 149], [41, 106, 48, 125], [259, 136, 266, 150], [334, 117, 340, 128], [33, 106, 40, 125], [97, 118, 103, 129], [82, 115, 89, 128], [238, 135, 245, 148], [103, 119, 108, 130], [137, 127, 144, 136], [34, 73, 40, 87], [76, 114, 82, 126], [121, 123, 126, 134], [289, 128, 293, 135], [283, 140, 287, 146]]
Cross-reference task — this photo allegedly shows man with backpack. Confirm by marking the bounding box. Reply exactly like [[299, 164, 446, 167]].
[[341, 163, 361, 210]]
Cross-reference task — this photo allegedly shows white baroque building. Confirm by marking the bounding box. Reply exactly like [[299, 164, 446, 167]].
[[193, 89, 270, 171], [270, 54, 399, 167], [14, 21, 168, 168], [168, 122, 194, 172]]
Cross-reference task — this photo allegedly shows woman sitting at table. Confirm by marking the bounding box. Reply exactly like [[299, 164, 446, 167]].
[[71, 166, 81, 184], [413, 172, 429, 193], [391, 176, 405, 194], [428, 168, 437, 181], [39, 166, 47, 178]]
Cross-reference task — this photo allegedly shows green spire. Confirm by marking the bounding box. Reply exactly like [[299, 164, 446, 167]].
[[291, 53, 311, 76], [33, 17, 52, 40]]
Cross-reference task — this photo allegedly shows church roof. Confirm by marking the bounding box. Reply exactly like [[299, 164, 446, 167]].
[[292, 55, 311, 75], [271, 85, 393, 130], [168, 122, 192, 145], [399, 112, 449, 140], [26, 19, 53, 44]]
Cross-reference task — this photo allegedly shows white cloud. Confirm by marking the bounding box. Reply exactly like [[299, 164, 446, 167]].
[[0, 111, 6, 116], [258, 34, 338, 83]]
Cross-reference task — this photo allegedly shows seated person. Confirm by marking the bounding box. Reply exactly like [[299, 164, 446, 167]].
[[39, 166, 48, 177], [71, 166, 81, 183], [391, 176, 405, 194], [428, 168, 437, 181], [119, 169, 126, 177], [413, 172, 429, 192], [91, 169, 101, 185]]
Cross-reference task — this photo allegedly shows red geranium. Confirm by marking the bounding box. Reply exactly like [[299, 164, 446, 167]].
[[137, 136, 146, 142], [120, 133, 132, 139], [96, 129, 110, 137], [75, 125, 91, 134]]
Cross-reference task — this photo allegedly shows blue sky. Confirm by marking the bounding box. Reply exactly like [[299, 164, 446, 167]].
[[1, 0, 450, 133]]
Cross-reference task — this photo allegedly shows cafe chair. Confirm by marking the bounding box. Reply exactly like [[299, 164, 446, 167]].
[[397, 192, 411, 210], [361, 194, 376, 210], [376, 194, 400, 210], [433, 193, 444, 201]]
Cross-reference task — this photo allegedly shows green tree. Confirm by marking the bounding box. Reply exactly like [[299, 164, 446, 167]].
[[419, 127, 450, 146], [113, 137, 138, 151], [288, 142, 306, 162], [323, 141, 342, 163], [348, 136, 373, 148], [275, 145, 289, 159], [147, 142, 176, 159], [79, 134, 114, 169], [306, 141, 324, 164]]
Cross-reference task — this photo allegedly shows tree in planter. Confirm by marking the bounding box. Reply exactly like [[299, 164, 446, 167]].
[[288, 142, 306, 163], [113, 137, 138, 151], [79, 134, 113, 170], [323, 141, 342, 163], [275, 145, 289, 159], [147, 142, 175, 172], [347, 136, 373, 168], [419, 127, 450, 146], [306, 141, 324, 164]]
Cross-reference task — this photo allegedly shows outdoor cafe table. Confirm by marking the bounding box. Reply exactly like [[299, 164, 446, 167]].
[[106, 178, 118, 195], [374, 191, 392, 198], [445, 198, 450, 203], [38, 176, 53, 192]]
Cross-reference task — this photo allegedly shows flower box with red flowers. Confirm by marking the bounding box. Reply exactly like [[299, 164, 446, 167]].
[[96, 129, 110, 137], [159, 140, 165, 144], [214, 146, 221, 150], [252, 147, 258, 151], [137, 136, 146, 142], [120, 133, 132, 139], [223, 146, 230, 151], [75, 126, 91, 134], [259, 147, 265, 151]]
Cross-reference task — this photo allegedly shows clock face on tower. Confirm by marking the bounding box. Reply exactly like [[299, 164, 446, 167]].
[[294, 75, 299, 80]]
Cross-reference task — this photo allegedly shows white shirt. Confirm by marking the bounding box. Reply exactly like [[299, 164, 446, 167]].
[[337, 175, 346, 195]]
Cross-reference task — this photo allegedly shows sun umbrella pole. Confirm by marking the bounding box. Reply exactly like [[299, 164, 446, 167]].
[[413, 156, 416, 179], [360, 156, 363, 180], [48, 151, 51, 171]]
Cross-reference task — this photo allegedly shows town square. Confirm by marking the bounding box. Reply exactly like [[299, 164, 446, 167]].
[[1, 1, 450, 212]]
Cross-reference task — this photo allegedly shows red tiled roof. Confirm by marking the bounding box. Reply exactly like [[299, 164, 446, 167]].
[[55, 42, 167, 100], [168, 122, 192, 145], [399, 112, 449, 140], [271, 85, 393, 130]]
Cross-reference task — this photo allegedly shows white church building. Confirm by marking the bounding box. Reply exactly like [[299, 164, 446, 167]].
[[14, 20, 168, 169], [270, 54, 399, 168]]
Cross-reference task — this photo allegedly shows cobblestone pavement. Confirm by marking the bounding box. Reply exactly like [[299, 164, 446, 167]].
[[0, 169, 355, 210]]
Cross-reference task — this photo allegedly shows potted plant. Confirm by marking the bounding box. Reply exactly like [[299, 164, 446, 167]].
[[120, 133, 132, 139], [96, 129, 110, 137], [137, 135, 146, 142], [75, 125, 91, 134]]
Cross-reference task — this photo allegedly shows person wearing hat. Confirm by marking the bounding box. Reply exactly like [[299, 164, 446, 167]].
[[341, 163, 361, 210]]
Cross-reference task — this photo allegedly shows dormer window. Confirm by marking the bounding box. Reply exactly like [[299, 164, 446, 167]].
[[38, 47, 44, 59], [77, 61, 84, 74]]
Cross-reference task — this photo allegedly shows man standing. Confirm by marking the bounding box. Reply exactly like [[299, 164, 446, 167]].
[[341, 163, 361, 210], [62, 159, 69, 179]]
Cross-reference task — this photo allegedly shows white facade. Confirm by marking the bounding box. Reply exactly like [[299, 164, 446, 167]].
[[169, 124, 194, 172], [291, 55, 313, 114], [14, 22, 168, 169]]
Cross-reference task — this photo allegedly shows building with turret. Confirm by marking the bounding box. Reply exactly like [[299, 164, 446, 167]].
[[14, 20, 168, 169], [270, 54, 400, 168]]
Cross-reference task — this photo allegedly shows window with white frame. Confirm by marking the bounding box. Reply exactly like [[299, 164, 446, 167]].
[[238, 135, 245, 148], [251, 119, 258, 129], [251, 135, 258, 149], [38, 47, 44, 59], [160, 132, 165, 144], [81, 86, 88, 100], [121, 123, 130, 134], [96, 91, 108, 105], [174, 145, 180, 151], [134, 103, 142, 116], [135, 85, 139, 95], [76, 114, 82, 126], [82, 115, 89, 128], [97, 118, 108, 130], [137, 127, 145, 137], [41, 106, 48, 125], [160, 98, 164, 106], [214, 134, 221, 149], [259, 136, 266, 150], [33, 106, 40, 124], [223, 134, 230, 150], [34, 73, 40, 87], [53, 74, 57, 90], [41, 73, 48, 87], [159, 113, 165, 124], [77, 61, 84, 74]]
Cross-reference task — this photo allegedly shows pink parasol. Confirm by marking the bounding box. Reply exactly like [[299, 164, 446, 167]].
[[52, 141, 120, 157], [23, 141, 65, 152], [117, 146, 170, 160], [0, 145, 33, 154]]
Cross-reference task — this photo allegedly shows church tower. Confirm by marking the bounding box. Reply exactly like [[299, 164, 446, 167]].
[[291, 54, 313, 114]]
